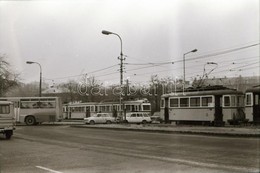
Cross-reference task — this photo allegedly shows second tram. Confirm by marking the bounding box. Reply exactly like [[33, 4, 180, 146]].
[[63, 99, 151, 119], [160, 87, 245, 126]]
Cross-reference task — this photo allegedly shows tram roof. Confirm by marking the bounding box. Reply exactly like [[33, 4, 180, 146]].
[[66, 99, 150, 106], [246, 86, 260, 93], [161, 89, 243, 98], [0, 101, 13, 104]]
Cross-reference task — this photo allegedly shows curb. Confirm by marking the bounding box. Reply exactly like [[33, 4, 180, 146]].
[[70, 125, 260, 138]]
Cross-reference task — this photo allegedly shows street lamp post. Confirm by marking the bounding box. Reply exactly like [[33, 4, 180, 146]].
[[102, 30, 124, 120], [26, 61, 42, 97], [183, 49, 197, 92]]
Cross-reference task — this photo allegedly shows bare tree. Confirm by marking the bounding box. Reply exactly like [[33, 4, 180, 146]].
[[0, 55, 20, 96]]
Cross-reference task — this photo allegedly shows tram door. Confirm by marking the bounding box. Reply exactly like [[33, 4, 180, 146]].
[[214, 95, 223, 126], [164, 98, 169, 123], [253, 93, 260, 123]]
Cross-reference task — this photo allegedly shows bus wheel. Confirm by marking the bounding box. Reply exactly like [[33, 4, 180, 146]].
[[5, 130, 12, 140], [25, 116, 36, 126]]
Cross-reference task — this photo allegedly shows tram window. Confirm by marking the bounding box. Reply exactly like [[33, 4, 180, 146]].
[[180, 98, 189, 107], [126, 105, 131, 111], [231, 96, 236, 107], [190, 97, 200, 107], [131, 105, 135, 111], [255, 95, 259, 105], [161, 99, 165, 108], [113, 105, 117, 111], [246, 93, 252, 106], [224, 96, 230, 107], [202, 97, 212, 107], [170, 98, 178, 107], [106, 106, 110, 111], [100, 106, 105, 112], [143, 105, 151, 111]]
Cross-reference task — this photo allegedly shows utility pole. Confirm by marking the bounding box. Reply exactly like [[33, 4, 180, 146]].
[[102, 30, 125, 120]]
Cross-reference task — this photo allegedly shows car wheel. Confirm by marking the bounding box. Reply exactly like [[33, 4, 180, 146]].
[[5, 130, 12, 140], [25, 116, 36, 126], [142, 120, 147, 124], [106, 120, 112, 124], [89, 120, 95, 125]]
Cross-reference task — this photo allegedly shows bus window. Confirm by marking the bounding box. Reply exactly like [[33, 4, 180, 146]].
[[224, 96, 230, 107], [0, 105, 10, 114], [169, 98, 178, 107], [190, 97, 200, 107], [245, 93, 252, 106], [180, 98, 189, 107], [21, 100, 41, 109], [40, 101, 56, 108]]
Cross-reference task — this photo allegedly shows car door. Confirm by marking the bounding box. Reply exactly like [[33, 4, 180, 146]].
[[143, 113, 150, 122], [129, 113, 136, 123], [136, 113, 142, 123], [102, 114, 109, 123], [95, 114, 102, 123]]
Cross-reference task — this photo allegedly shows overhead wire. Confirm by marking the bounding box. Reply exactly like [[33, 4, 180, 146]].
[[44, 42, 259, 83]]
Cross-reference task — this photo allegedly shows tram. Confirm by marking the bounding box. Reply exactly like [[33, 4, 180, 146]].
[[160, 86, 245, 126], [63, 99, 151, 119]]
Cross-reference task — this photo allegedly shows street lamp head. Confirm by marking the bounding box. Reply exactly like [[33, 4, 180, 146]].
[[26, 61, 35, 64], [191, 49, 198, 53], [102, 30, 113, 35], [207, 62, 217, 65]]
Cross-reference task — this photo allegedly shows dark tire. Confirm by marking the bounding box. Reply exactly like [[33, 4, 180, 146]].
[[25, 116, 36, 126], [106, 120, 112, 124], [89, 120, 95, 125], [142, 120, 147, 124], [5, 130, 12, 140]]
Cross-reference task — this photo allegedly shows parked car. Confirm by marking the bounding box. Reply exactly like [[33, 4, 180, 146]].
[[125, 112, 152, 124], [150, 112, 163, 123], [84, 113, 115, 125]]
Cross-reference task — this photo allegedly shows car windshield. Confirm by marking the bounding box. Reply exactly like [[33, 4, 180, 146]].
[[92, 114, 100, 117]]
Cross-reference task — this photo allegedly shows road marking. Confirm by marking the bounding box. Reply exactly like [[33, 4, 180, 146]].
[[36, 166, 63, 173]]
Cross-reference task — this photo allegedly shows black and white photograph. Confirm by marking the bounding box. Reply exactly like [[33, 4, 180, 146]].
[[0, 0, 259, 172]]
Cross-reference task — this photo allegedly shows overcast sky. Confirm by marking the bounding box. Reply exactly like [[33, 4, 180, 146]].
[[0, 0, 259, 86]]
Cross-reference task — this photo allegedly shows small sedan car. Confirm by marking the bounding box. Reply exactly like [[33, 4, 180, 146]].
[[84, 113, 115, 125], [125, 112, 152, 124]]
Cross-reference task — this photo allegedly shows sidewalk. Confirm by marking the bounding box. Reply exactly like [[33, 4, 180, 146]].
[[65, 121, 260, 138]]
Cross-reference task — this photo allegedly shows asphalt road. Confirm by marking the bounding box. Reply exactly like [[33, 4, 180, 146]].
[[0, 125, 259, 173]]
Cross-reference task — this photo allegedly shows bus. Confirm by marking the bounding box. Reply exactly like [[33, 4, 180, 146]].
[[160, 87, 245, 126], [0, 101, 15, 139], [245, 86, 260, 124], [64, 99, 151, 119], [0, 97, 62, 125]]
